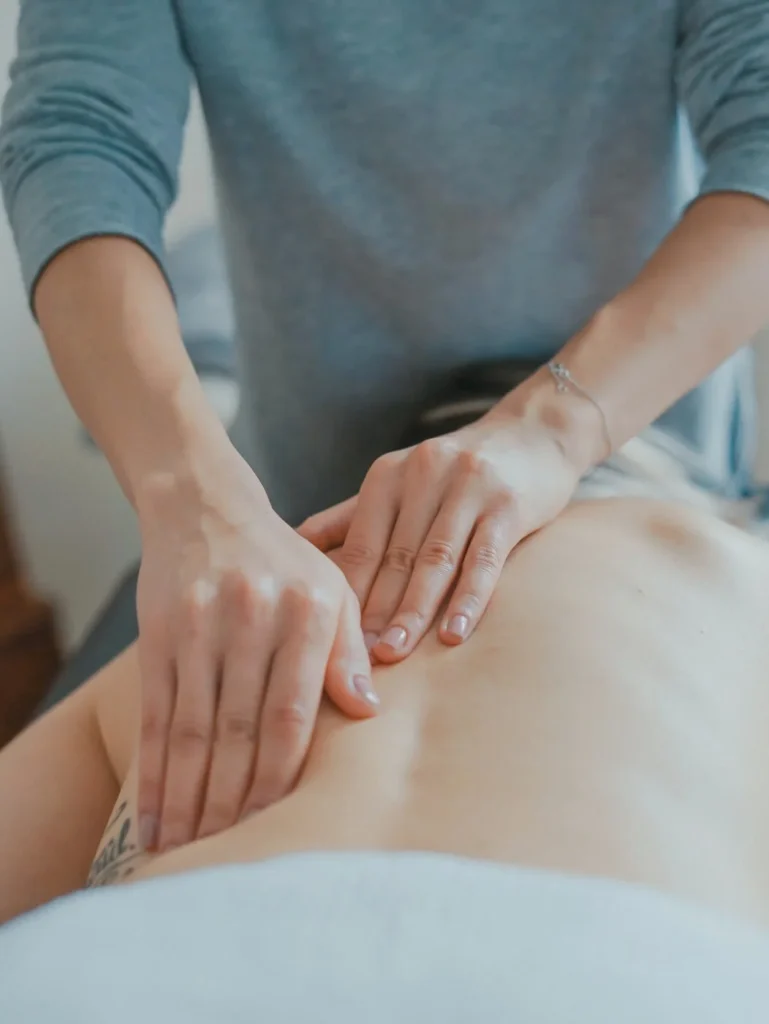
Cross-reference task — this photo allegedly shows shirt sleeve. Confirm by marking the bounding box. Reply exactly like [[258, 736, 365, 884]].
[[0, 0, 191, 300], [677, 0, 769, 204]]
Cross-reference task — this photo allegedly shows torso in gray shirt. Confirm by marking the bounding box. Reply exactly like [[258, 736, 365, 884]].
[[2, 1, 769, 519]]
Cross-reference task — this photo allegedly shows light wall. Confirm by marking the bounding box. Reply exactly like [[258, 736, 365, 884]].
[[1, 0, 768, 652]]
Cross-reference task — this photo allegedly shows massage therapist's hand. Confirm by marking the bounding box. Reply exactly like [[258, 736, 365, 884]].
[[299, 395, 590, 663], [135, 449, 378, 854]]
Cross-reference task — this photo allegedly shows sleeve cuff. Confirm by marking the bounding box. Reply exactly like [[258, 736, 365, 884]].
[[697, 143, 769, 207], [4, 152, 169, 303]]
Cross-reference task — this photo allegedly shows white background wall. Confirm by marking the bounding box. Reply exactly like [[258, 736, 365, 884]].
[[1, 0, 769, 652]]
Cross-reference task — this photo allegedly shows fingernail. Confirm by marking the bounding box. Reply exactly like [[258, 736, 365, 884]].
[[379, 626, 407, 651], [445, 614, 470, 640], [364, 631, 379, 652], [352, 674, 380, 708], [139, 814, 158, 852]]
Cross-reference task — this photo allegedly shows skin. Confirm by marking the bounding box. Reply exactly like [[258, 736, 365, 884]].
[[2, 494, 768, 930], [299, 194, 769, 665], [33, 190, 769, 855], [34, 238, 379, 858]]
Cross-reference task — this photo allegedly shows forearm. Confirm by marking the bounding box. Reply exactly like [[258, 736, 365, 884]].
[[505, 193, 769, 468], [35, 237, 236, 508]]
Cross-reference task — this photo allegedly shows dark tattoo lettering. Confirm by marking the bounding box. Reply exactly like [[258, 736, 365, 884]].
[[86, 801, 144, 888]]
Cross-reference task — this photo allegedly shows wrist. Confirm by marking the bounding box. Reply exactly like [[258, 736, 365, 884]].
[[134, 401, 269, 530], [493, 363, 609, 474], [136, 448, 271, 538], [124, 368, 225, 494]]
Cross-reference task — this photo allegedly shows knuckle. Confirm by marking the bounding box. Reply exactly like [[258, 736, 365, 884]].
[[221, 570, 260, 617], [413, 438, 449, 471], [141, 710, 167, 745], [417, 538, 457, 571], [371, 452, 400, 479], [168, 717, 211, 755], [459, 452, 502, 490], [263, 702, 309, 751], [268, 701, 308, 735], [308, 587, 338, 623], [282, 583, 315, 618], [457, 449, 485, 476], [216, 711, 258, 745], [339, 540, 378, 570], [383, 545, 416, 574], [492, 489, 520, 517], [179, 581, 215, 634], [473, 543, 502, 574], [284, 582, 335, 623]]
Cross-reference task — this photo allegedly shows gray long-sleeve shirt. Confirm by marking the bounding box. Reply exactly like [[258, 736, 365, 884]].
[[2, 1, 769, 521]]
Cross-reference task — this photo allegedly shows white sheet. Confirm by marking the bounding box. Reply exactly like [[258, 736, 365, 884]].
[[1, 852, 768, 1023]]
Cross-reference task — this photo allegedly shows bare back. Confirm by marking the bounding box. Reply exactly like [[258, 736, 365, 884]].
[[92, 498, 769, 929]]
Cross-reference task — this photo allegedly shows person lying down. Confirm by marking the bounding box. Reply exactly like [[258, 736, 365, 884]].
[[2, 388, 769, 1020]]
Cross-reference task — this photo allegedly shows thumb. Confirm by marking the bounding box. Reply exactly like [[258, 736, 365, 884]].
[[298, 496, 358, 552], [324, 591, 380, 719]]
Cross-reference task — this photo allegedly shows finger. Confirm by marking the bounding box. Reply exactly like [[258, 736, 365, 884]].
[[136, 637, 176, 853], [240, 588, 337, 815], [157, 588, 219, 852], [297, 496, 358, 552], [363, 446, 451, 654], [197, 583, 274, 839], [372, 488, 480, 663], [335, 454, 403, 610], [439, 511, 518, 646], [324, 590, 381, 718]]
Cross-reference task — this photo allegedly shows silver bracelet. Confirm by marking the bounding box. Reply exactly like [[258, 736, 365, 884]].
[[546, 360, 613, 458]]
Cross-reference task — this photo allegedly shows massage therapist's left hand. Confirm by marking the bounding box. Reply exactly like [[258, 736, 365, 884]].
[[299, 402, 585, 661]]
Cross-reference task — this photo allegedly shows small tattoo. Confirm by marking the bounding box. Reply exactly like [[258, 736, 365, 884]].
[[105, 800, 129, 830], [86, 801, 143, 888]]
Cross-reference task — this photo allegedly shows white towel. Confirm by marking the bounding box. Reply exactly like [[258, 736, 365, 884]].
[[1, 852, 768, 1023]]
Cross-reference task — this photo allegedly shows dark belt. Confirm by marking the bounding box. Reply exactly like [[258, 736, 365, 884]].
[[401, 358, 542, 447]]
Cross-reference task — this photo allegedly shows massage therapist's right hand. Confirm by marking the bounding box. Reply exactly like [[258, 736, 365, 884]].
[[134, 449, 379, 854]]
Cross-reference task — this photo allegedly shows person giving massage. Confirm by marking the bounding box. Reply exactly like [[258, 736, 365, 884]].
[[2, 379, 769, 945]]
